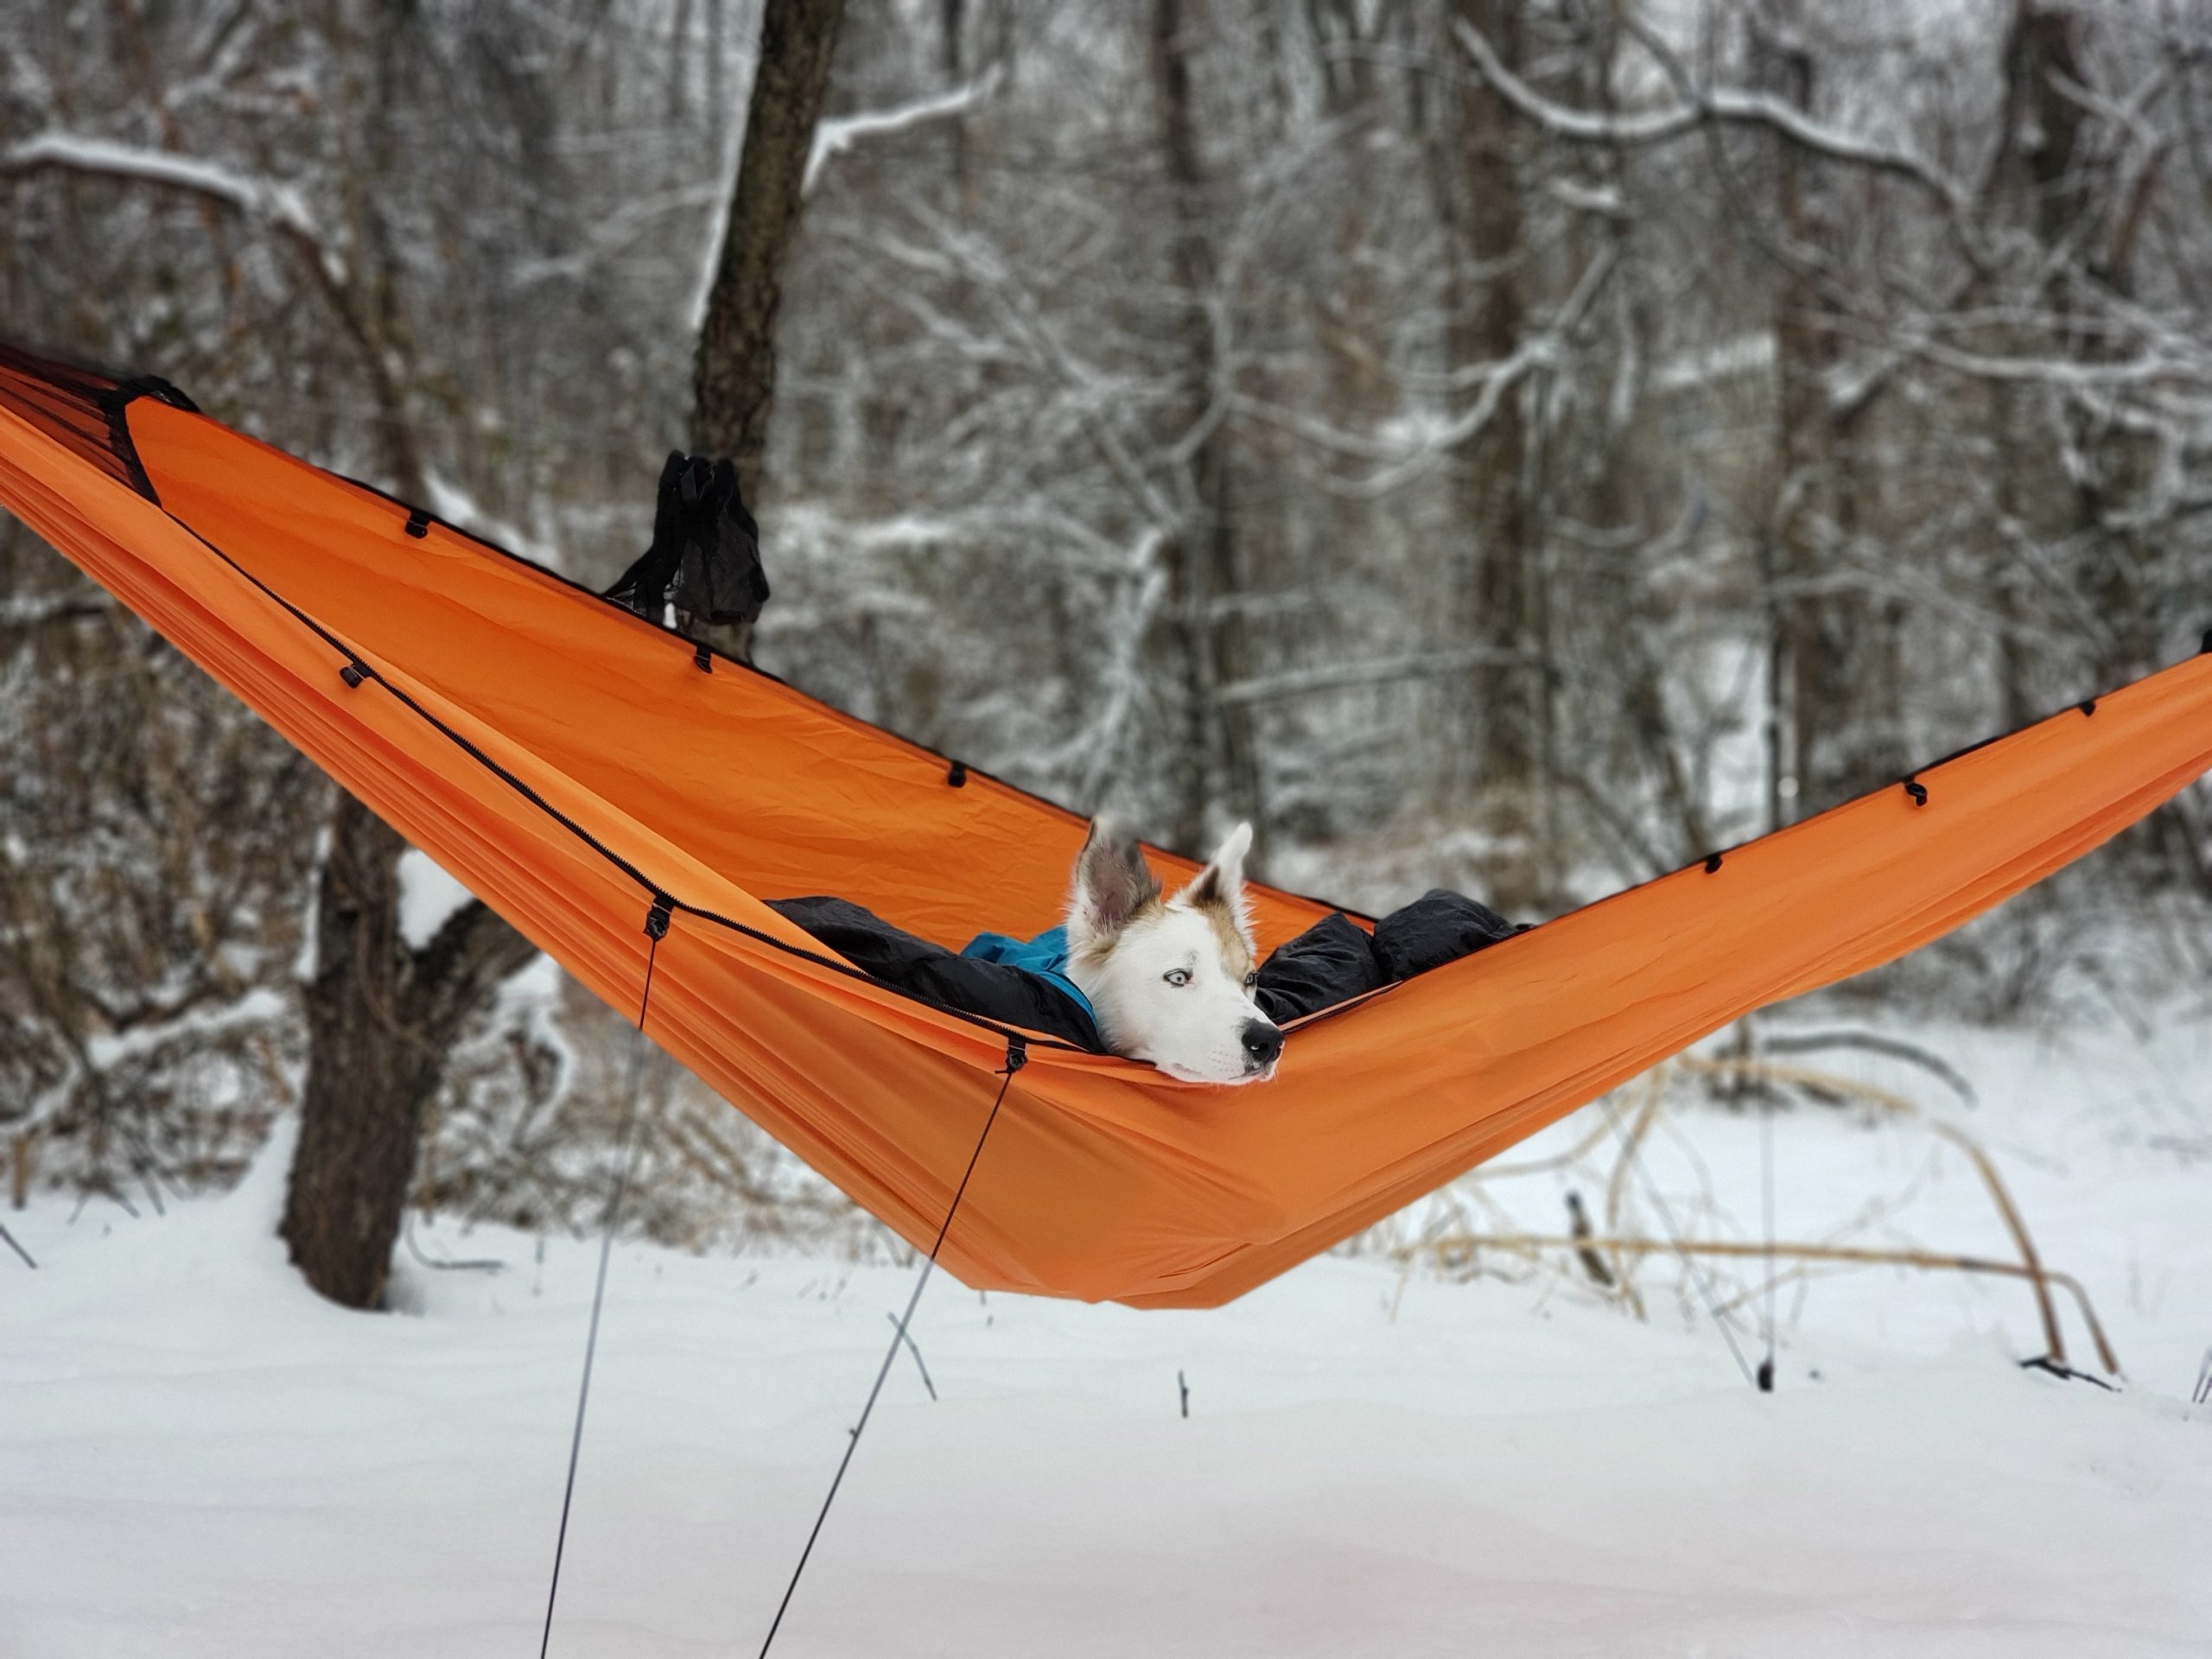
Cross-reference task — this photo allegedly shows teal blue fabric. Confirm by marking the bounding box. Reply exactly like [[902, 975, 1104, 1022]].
[[959, 924, 1094, 1020]]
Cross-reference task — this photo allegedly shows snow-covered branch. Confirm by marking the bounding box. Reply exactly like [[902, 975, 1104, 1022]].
[[1453, 21, 1981, 238], [1, 131, 347, 289], [804, 67, 1001, 196]]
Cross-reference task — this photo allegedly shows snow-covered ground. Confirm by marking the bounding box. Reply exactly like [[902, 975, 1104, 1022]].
[[4, 1013, 2209, 1658]]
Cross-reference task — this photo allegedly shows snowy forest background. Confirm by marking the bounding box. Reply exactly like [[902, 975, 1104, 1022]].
[[3, 0, 2210, 1262]]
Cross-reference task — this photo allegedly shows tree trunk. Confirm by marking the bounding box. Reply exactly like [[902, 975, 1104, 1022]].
[[2012, 3, 2150, 682], [1455, 0, 1535, 790], [283, 798, 419, 1308], [691, 0, 849, 503], [1758, 1, 1887, 818], [281, 796, 541, 1308], [1435, 0, 1541, 901], [1148, 0, 1260, 853]]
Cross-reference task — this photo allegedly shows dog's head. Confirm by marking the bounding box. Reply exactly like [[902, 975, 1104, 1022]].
[[1064, 818, 1282, 1084]]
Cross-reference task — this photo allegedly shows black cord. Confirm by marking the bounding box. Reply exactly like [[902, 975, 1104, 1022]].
[[1758, 1096, 1778, 1393], [537, 915, 664, 1659], [754, 1043, 1024, 1659]]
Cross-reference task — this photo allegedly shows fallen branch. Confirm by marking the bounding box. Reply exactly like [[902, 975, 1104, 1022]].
[[1676, 1056, 2069, 1365], [0, 1219, 34, 1270], [887, 1311, 938, 1401], [1751, 1028, 1979, 1109], [1404, 1232, 2120, 1376]]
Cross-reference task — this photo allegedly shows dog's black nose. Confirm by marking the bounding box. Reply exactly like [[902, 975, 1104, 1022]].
[[1241, 1020, 1283, 1069]]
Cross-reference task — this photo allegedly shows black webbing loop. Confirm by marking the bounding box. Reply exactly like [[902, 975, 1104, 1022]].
[[693, 642, 713, 674], [113, 373, 200, 414], [537, 899, 670, 1658], [404, 506, 430, 539], [754, 1037, 1025, 1658], [338, 662, 366, 690], [1904, 779, 1929, 807], [946, 760, 968, 788], [2201, 628, 2211, 655], [2077, 698, 2096, 716], [1703, 853, 1722, 874]]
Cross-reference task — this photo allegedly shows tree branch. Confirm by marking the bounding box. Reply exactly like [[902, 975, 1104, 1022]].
[[804, 67, 1001, 195], [2, 130, 345, 288], [1453, 19, 1986, 257], [2, 128, 427, 495], [407, 899, 542, 1044]]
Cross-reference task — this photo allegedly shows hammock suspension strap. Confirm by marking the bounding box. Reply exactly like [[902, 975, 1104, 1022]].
[[755, 1033, 1027, 1659]]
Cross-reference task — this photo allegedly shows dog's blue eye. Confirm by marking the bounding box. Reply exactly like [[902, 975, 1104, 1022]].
[[1244, 972, 1258, 988], [1164, 969, 1191, 988]]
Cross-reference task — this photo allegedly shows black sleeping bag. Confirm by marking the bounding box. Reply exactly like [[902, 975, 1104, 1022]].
[[1249, 912, 1387, 1023], [764, 896, 1105, 1050], [1254, 890, 1525, 1025], [766, 888, 1525, 1051]]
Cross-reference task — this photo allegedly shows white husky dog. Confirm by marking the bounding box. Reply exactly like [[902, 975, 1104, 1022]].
[[1064, 817, 1283, 1084]]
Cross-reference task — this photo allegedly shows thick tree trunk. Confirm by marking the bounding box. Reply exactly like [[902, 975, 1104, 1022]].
[[281, 794, 539, 1308], [1759, 2, 1891, 818], [282, 798, 421, 1308], [691, 0, 848, 502], [2011, 3, 2150, 681], [1434, 0, 1542, 901], [1148, 0, 1260, 853], [1455, 0, 1535, 792]]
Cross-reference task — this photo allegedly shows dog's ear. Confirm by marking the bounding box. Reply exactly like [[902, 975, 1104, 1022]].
[[1178, 821, 1255, 946], [1067, 817, 1160, 950]]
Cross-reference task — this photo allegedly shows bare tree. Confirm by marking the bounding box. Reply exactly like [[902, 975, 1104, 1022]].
[[1449, 0, 1541, 828], [693, 0, 849, 501]]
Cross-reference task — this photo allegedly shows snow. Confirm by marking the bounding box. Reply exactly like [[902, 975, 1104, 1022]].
[[397, 847, 476, 949], [3, 1014, 2209, 1656]]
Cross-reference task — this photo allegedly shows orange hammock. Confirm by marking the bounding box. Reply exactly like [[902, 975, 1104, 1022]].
[[4, 342, 2209, 1309]]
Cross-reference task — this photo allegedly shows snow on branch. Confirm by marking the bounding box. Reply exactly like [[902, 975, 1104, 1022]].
[[1454, 23, 1700, 146], [1, 130, 346, 288], [1452, 22, 1980, 234], [804, 67, 1000, 196], [688, 72, 998, 327]]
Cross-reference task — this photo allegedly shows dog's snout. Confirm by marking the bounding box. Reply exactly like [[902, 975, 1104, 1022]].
[[1240, 1019, 1283, 1070]]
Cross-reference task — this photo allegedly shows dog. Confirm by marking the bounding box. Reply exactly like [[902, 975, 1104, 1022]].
[[1063, 817, 1284, 1084]]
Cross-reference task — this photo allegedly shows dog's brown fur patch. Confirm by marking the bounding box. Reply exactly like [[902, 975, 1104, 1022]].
[[1069, 892, 1164, 973], [1192, 895, 1254, 980]]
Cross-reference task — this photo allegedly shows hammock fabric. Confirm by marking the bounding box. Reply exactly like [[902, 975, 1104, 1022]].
[[4, 342, 2209, 1309]]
